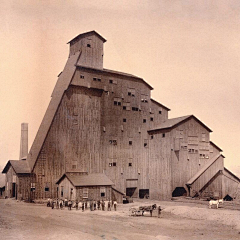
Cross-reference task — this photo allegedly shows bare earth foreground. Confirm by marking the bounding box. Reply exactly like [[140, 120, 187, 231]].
[[1, 198, 240, 240]]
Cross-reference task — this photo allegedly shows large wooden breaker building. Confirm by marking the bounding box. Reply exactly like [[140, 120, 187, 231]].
[[2, 31, 240, 201]]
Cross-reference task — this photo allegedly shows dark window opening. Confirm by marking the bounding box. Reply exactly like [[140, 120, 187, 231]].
[[93, 77, 97, 81], [45, 187, 49, 192], [87, 44, 91, 48], [123, 106, 126, 110], [129, 163, 132, 167], [118, 102, 121, 106], [129, 141, 132, 145], [144, 143, 147, 147], [143, 119, 146, 123], [128, 92, 131, 96], [132, 107, 139, 111], [126, 187, 136, 197], [80, 75, 84, 79], [223, 194, 233, 201], [162, 133, 165, 138], [113, 162, 117, 166], [97, 78, 101, 82], [123, 118, 126, 122], [101, 192, 105, 197], [150, 117, 154, 121], [109, 140, 117, 145], [172, 187, 187, 197], [151, 135, 154, 139], [159, 110, 162, 114], [114, 101, 118, 106], [109, 80, 113, 84], [139, 189, 149, 199]]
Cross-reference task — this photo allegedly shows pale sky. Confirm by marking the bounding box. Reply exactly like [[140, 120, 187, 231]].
[[0, 0, 240, 184]]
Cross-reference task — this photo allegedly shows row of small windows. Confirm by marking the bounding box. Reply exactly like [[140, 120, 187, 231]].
[[109, 139, 149, 147], [109, 162, 133, 167], [93, 77, 101, 82]]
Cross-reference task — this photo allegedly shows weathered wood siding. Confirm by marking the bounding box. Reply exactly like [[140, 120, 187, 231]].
[[170, 118, 211, 194], [5, 166, 15, 198], [148, 130, 172, 200], [200, 172, 223, 198], [58, 177, 76, 200], [222, 169, 240, 199], [33, 86, 102, 199], [70, 34, 104, 69], [76, 186, 112, 201], [17, 174, 31, 201], [190, 156, 224, 197]]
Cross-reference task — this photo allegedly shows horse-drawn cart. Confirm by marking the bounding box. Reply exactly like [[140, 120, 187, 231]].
[[129, 204, 161, 217]]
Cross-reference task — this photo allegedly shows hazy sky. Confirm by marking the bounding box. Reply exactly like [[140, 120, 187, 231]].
[[0, 0, 240, 182]]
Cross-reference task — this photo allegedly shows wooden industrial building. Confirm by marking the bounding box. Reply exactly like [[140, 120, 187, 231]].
[[2, 31, 240, 202]]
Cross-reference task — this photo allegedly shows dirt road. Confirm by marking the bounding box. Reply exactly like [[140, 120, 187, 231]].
[[0, 198, 240, 240]]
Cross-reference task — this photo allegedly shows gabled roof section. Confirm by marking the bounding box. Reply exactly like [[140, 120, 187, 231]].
[[224, 167, 240, 182], [67, 30, 107, 44], [210, 141, 223, 152], [76, 65, 154, 90], [150, 98, 170, 111], [186, 154, 224, 185], [148, 115, 212, 133], [56, 172, 114, 187], [26, 52, 81, 170], [2, 160, 30, 174]]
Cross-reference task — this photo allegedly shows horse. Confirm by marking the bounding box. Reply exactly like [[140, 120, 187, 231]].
[[209, 200, 219, 209]]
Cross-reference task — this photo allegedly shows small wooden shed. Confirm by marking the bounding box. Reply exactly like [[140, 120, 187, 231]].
[[56, 172, 123, 202]]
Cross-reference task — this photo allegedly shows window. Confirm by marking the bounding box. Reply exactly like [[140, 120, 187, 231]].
[[123, 102, 130, 111], [109, 139, 117, 145], [132, 107, 139, 111], [97, 78, 101, 82], [113, 162, 117, 166], [141, 94, 148, 103], [128, 88, 135, 97], [61, 186, 64, 197], [159, 110, 162, 114], [144, 139, 148, 147], [80, 75, 84, 79], [100, 187, 106, 197], [129, 141, 132, 146], [83, 188, 88, 198], [72, 165, 76, 169], [31, 183, 36, 192], [123, 118, 126, 122], [151, 135, 154, 139], [162, 133, 165, 138], [93, 77, 97, 81], [114, 97, 122, 106], [129, 163, 132, 167], [109, 79, 117, 84], [143, 119, 146, 123], [150, 117, 154, 121], [87, 44, 91, 48], [45, 187, 49, 192]]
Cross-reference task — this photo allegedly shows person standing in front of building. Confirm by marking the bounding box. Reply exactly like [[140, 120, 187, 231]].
[[113, 200, 117, 211], [107, 200, 111, 211]]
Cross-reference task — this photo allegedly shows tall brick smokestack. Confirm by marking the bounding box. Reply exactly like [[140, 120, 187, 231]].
[[19, 123, 28, 160]]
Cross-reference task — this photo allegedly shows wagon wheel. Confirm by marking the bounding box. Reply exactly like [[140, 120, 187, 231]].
[[129, 207, 137, 216]]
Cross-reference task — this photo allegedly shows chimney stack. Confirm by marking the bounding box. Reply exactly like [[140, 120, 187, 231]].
[[19, 123, 28, 160]]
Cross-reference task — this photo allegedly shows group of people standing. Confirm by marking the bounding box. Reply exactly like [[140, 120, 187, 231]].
[[47, 198, 118, 211]]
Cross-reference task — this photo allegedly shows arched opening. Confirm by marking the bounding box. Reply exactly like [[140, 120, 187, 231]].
[[172, 187, 187, 197], [223, 194, 233, 201]]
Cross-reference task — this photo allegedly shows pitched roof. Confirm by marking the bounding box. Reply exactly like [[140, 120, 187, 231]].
[[76, 65, 154, 90], [56, 173, 114, 187], [148, 115, 212, 133], [224, 167, 240, 182], [186, 154, 224, 185], [2, 160, 31, 174], [67, 30, 107, 44], [26, 52, 81, 170], [150, 98, 170, 111], [210, 141, 223, 152]]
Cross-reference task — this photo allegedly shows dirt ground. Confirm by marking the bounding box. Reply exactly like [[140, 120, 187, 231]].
[[1, 198, 240, 240]]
